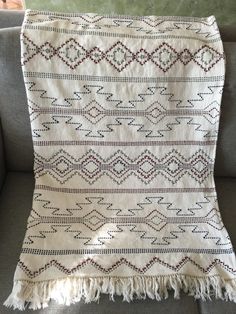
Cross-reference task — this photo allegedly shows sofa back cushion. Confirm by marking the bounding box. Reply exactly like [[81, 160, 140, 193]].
[[0, 24, 236, 176]]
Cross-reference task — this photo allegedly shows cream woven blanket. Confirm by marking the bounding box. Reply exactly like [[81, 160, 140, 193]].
[[5, 9, 236, 310]]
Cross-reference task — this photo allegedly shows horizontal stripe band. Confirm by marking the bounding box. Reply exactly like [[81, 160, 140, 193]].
[[33, 140, 217, 146], [23, 71, 224, 83], [23, 24, 221, 43], [21, 247, 234, 255], [35, 185, 216, 194]]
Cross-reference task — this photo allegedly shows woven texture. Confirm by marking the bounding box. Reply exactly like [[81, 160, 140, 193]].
[[5, 9, 236, 310]]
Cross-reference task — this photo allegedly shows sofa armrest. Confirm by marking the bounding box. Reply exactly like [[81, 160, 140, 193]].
[[0, 119, 6, 190], [0, 9, 24, 29]]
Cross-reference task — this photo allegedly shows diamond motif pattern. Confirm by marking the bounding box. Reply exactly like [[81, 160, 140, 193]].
[[88, 47, 105, 63], [110, 158, 129, 177], [162, 155, 185, 183], [151, 43, 178, 72], [34, 149, 213, 185], [57, 38, 87, 69], [135, 48, 150, 65], [83, 100, 106, 124], [80, 153, 102, 181], [105, 41, 134, 72], [40, 42, 56, 60], [179, 49, 193, 65], [83, 210, 106, 231], [145, 102, 166, 124], [54, 157, 71, 176], [136, 153, 157, 182], [193, 45, 222, 72], [190, 151, 213, 183], [22, 34, 223, 72], [203, 101, 220, 124]]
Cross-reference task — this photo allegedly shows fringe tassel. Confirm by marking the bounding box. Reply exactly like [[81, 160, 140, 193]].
[[4, 275, 236, 310]]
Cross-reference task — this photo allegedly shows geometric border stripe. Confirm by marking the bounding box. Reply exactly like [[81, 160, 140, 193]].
[[23, 24, 222, 43], [17, 256, 236, 279], [23, 71, 225, 83], [33, 140, 217, 147], [22, 247, 235, 255], [35, 185, 216, 193]]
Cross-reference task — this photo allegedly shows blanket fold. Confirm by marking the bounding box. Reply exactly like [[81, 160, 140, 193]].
[[4, 9, 236, 310]]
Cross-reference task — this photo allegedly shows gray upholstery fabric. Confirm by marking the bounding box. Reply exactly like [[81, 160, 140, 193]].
[[0, 120, 6, 189], [0, 26, 34, 172], [198, 299, 236, 314], [0, 9, 24, 29], [0, 10, 236, 314], [219, 26, 236, 42], [215, 42, 236, 177]]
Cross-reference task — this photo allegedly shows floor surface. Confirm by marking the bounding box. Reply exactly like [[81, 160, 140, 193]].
[[0, 0, 23, 10]]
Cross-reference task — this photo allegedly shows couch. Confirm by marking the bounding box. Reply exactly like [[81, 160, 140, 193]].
[[0, 10, 236, 314]]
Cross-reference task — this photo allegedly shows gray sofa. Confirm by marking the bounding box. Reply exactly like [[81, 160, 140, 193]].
[[0, 10, 236, 314]]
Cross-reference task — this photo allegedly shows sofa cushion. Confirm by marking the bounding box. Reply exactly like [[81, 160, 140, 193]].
[[0, 27, 33, 171], [1, 173, 236, 313], [215, 41, 236, 176], [0, 172, 201, 314], [0, 9, 24, 29], [0, 121, 6, 189]]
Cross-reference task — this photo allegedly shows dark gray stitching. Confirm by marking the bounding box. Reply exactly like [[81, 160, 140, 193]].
[[21, 247, 234, 255], [34, 185, 216, 193], [23, 24, 221, 43], [23, 71, 224, 83], [33, 140, 217, 146]]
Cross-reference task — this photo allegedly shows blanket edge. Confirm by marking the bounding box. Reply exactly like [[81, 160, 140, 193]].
[[4, 275, 236, 310]]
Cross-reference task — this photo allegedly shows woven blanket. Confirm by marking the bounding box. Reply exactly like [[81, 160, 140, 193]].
[[5, 9, 236, 310]]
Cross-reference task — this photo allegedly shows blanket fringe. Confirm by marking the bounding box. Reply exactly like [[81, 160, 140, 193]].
[[4, 275, 236, 310]]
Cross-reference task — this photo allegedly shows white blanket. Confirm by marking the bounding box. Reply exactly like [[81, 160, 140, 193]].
[[5, 9, 236, 310]]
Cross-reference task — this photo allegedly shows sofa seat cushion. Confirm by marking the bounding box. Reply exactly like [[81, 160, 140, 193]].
[[0, 173, 236, 313]]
